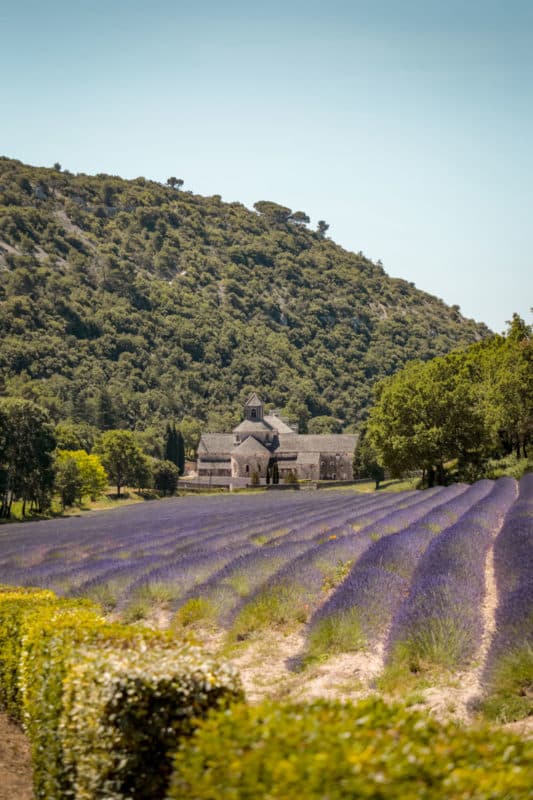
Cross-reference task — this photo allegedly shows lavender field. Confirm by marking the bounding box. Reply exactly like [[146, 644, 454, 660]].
[[1, 479, 531, 719]]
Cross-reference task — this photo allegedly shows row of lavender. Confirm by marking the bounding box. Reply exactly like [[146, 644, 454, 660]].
[[383, 476, 518, 672], [171, 486, 447, 631], [481, 474, 533, 719], [295, 473, 529, 716], [0, 489, 420, 615], [196, 476, 527, 689]]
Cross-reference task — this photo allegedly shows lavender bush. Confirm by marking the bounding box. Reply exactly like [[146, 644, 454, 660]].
[[384, 477, 517, 674], [304, 484, 475, 659], [481, 474, 533, 720]]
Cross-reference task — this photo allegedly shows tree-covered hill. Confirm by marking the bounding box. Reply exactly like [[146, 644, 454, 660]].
[[0, 157, 489, 437]]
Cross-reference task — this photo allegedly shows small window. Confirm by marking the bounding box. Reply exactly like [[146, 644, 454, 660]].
[[246, 464, 249, 473], [251, 409, 257, 419]]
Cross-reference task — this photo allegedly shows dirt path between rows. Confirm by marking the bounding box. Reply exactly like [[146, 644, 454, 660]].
[[0, 713, 33, 800]]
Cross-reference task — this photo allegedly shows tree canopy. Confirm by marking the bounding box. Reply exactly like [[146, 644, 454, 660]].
[[95, 430, 149, 497], [366, 316, 532, 484]]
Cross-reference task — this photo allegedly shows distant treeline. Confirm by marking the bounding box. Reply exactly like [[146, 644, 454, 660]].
[[0, 402, 185, 518]]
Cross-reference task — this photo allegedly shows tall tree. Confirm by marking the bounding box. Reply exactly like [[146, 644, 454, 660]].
[[354, 432, 385, 490], [55, 449, 108, 505], [367, 353, 489, 486], [253, 201, 292, 224], [486, 315, 532, 458], [166, 177, 184, 190], [176, 429, 186, 475], [54, 421, 97, 452], [164, 423, 179, 466], [0, 398, 56, 516], [95, 430, 147, 497], [54, 454, 83, 509], [179, 419, 202, 461]]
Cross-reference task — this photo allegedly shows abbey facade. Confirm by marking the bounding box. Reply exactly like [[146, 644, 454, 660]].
[[197, 393, 357, 482]]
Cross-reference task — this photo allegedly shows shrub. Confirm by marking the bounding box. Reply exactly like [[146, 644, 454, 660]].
[[55, 449, 109, 506], [60, 644, 243, 800], [19, 605, 167, 799], [3, 593, 243, 800], [0, 588, 63, 719], [169, 698, 533, 800], [152, 458, 179, 495]]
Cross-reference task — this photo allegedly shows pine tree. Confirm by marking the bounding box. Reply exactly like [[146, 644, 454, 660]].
[[176, 429, 186, 475], [164, 423, 179, 468]]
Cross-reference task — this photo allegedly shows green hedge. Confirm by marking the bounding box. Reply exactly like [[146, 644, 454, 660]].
[[60, 643, 243, 800], [0, 587, 67, 718], [20, 604, 130, 799], [169, 698, 533, 800], [0, 587, 243, 800]]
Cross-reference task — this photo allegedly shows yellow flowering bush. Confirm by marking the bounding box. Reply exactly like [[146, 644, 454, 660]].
[[170, 698, 533, 800]]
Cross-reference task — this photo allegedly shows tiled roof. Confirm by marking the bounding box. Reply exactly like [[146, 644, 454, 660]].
[[198, 433, 234, 454], [264, 414, 295, 434], [231, 437, 271, 455], [233, 419, 273, 433], [198, 431, 358, 457], [277, 434, 358, 453]]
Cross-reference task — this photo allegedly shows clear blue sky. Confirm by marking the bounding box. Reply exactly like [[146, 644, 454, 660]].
[[2, 0, 532, 332]]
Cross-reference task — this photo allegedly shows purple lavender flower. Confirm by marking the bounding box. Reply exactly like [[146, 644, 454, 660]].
[[385, 477, 518, 669]]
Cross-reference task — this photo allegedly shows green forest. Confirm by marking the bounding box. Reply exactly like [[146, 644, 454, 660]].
[[0, 157, 489, 447]]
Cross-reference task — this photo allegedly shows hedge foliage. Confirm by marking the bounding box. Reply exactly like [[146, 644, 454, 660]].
[[0, 587, 243, 800], [60, 644, 243, 800], [0, 587, 60, 718], [170, 698, 533, 800]]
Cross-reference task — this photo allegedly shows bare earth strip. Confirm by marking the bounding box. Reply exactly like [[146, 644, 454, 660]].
[[0, 713, 33, 800], [211, 629, 386, 705]]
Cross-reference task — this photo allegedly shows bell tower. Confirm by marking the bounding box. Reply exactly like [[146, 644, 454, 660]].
[[244, 392, 264, 422]]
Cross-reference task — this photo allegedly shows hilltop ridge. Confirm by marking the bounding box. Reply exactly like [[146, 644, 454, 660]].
[[0, 157, 489, 434]]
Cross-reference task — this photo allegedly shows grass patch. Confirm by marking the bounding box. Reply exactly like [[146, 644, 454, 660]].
[[378, 636, 463, 696], [173, 598, 216, 629], [230, 585, 309, 641], [226, 574, 251, 597], [305, 610, 365, 664], [386, 615, 473, 678], [480, 644, 533, 723], [250, 528, 290, 546]]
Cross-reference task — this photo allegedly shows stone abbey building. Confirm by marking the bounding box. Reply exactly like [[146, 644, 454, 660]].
[[197, 394, 358, 483]]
